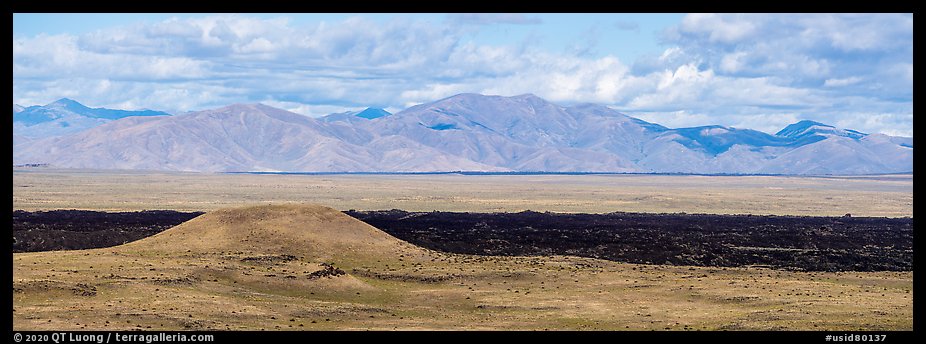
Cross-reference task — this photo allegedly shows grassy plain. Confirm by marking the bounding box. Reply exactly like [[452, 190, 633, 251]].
[[11, 169, 913, 330], [12, 168, 913, 217], [12, 205, 913, 331]]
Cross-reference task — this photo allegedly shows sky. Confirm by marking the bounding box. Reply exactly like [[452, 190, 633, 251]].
[[12, 13, 913, 136]]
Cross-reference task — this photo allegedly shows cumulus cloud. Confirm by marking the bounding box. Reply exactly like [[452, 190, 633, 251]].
[[823, 77, 863, 87], [649, 13, 912, 135], [259, 99, 349, 117], [12, 13, 913, 137], [664, 14, 911, 86], [13, 34, 210, 81], [677, 13, 758, 44]]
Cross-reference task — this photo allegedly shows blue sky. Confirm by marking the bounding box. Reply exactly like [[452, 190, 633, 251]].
[[12, 13, 913, 136]]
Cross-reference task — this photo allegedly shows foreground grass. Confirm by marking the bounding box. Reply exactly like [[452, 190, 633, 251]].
[[12, 206, 912, 331]]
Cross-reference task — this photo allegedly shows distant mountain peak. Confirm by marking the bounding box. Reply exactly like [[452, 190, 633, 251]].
[[12, 94, 912, 175], [217, 103, 269, 112], [796, 119, 830, 126], [203, 103, 315, 126], [355, 107, 391, 120], [47, 98, 89, 110], [450, 92, 485, 98], [13, 98, 170, 138], [320, 107, 392, 122], [51, 97, 80, 104], [777, 120, 866, 140], [776, 120, 832, 136], [437, 93, 535, 103], [425, 93, 563, 113]]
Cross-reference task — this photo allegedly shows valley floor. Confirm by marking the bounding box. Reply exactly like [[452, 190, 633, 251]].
[[12, 168, 913, 217]]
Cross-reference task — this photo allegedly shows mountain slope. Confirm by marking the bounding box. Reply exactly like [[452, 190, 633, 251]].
[[776, 120, 867, 140], [13, 103, 501, 172], [758, 134, 913, 174], [13, 98, 170, 139], [371, 94, 652, 171], [11, 94, 912, 174]]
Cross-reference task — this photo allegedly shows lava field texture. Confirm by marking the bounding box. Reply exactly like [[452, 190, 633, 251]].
[[347, 210, 912, 272], [12, 210, 203, 252], [12, 209, 911, 272]]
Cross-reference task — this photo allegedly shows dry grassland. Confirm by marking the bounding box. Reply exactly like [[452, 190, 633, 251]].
[[13, 205, 912, 331], [12, 169, 912, 217], [12, 169, 913, 330]]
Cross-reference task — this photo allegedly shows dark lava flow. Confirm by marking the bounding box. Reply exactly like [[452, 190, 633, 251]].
[[12, 209, 912, 272], [12, 210, 203, 252], [346, 210, 912, 272]]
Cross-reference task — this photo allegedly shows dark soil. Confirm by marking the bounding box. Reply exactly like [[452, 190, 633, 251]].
[[12, 209, 912, 272], [346, 210, 913, 272], [12, 210, 203, 253]]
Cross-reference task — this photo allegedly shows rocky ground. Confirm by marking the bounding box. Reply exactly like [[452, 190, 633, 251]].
[[13, 205, 913, 330], [12, 210, 203, 252], [347, 210, 912, 272], [12, 209, 912, 271]]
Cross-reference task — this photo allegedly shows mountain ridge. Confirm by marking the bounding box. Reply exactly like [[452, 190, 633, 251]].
[[13, 98, 171, 140], [320, 107, 392, 123], [12, 94, 912, 175]]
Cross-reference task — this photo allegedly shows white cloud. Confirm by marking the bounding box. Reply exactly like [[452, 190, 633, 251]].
[[13, 33, 210, 81], [834, 112, 913, 138], [12, 14, 913, 137], [823, 77, 862, 87], [679, 13, 757, 44], [729, 113, 800, 134], [657, 63, 713, 90], [655, 13, 911, 135], [628, 63, 712, 110], [800, 13, 913, 52], [399, 83, 472, 108], [719, 51, 747, 73], [658, 46, 682, 62], [259, 99, 349, 118]]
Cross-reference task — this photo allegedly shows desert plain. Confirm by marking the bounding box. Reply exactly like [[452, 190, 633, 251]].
[[12, 169, 913, 330]]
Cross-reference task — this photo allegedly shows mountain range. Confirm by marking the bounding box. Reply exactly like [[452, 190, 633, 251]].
[[13, 98, 170, 147], [12, 94, 913, 174]]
